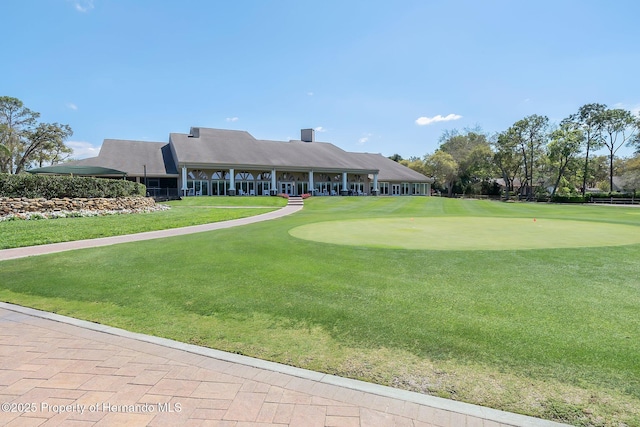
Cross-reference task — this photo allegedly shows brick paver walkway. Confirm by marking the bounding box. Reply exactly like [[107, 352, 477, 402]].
[[0, 304, 567, 427]]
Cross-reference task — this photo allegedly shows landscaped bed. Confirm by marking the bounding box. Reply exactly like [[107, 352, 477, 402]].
[[1, 197, 639, 426]]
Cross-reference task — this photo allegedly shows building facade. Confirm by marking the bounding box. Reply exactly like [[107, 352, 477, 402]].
[[72, 127, 433, 198]]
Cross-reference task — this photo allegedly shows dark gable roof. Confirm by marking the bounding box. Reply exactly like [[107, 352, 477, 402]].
[[170, 128, 377, 172], [71, 140, 178, 176]]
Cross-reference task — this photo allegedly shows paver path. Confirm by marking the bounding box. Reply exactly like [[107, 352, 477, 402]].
[[0, 199, 568, 426], [0, 304, 567, 427]]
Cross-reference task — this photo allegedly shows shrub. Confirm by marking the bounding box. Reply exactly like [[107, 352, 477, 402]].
[[551, 195, 587, 203], [301, 193, 311, 199], [588, 192, 633, 199], [278, 193, 290, 199], [0, 174, 145, 198]]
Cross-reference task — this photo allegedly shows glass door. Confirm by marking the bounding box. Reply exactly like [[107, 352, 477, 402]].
[[280, 182, 294, 195]]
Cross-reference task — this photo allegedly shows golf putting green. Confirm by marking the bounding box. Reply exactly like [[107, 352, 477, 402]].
[[289, 217, 640, 250]]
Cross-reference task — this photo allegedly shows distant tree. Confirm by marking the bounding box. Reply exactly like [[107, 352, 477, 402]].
[[584, 155, 609, 191], [438, 129, 494, 194], [0, 96, 73, 174], [388, 153, 403, 162], [547, 123, 584, 197], [565, 103, 606, 196], [400, 156, 428, 176], [600, 108, 639, 194], [424, 150, 458, 197], [618, 155, 640, 193], [492, 131, 522, 199], [507, 115, 549, 199]]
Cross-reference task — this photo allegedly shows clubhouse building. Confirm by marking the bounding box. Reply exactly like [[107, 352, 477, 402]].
[[71, 127, 433, 198]]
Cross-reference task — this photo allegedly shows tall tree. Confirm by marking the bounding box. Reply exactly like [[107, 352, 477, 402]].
[[600, 108, 639, 193], [0, 96, 73, 174], [493, 131, 522, 199], [501, 115, 549, 198], [566, 103, 606, 196], [439, 129, 493, 194], [424, 150, 458, 197], [547, 123, 584, 197]]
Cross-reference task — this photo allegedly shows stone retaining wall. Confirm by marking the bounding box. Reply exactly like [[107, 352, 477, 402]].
[[0, 197, 156, 216]]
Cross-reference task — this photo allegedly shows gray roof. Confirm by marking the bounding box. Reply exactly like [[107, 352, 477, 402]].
[[73, 128, 432, 183], [71, 140, 178, 176], [348, 153, 434, 182], [170, 128, 377, 172]]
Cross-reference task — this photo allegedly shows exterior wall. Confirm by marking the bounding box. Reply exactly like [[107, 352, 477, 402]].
[[376, 182, 431, 196]]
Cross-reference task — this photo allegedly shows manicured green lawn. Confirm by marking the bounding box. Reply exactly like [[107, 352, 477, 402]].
[[1, 197, 639, 426], [290, 216, 640, 250], [0, 196, 286, 249]]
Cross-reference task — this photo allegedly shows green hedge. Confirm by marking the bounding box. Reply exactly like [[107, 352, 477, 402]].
[[588, 192, 634, 199], [551, 195, 587, 203], [0, 174, 145, 198]]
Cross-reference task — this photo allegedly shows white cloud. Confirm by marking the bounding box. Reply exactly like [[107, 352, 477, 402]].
[[415, 113, 462, 126], [225, 117, 239, 122], [314, 126, 326, 132], [66, 103, 78, 110], [307, 92, 314, 96], [66, 141, 100, 159], [72, 0, 94, 12], [613, 102, 640, 116], [358, 133, 373, 145]]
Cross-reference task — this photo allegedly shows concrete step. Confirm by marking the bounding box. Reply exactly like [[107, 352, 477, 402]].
[[287, 197, 304, 206]]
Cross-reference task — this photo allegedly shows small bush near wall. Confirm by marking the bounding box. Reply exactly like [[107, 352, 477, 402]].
[[0, 174, 145, 199]]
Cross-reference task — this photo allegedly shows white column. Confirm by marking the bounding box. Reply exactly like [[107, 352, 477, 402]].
[[229, 168, 235, 195], [271, 169, 276, 195], [309, 170, 314, 194], [341, 172, 348, 195], [373, 173, 379, 195], [181, 166, 187, 196]]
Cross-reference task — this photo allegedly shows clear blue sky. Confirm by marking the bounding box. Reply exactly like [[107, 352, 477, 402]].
[[3, 0, 639, 159]]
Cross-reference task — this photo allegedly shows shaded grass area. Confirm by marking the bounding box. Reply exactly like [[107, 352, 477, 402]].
[[0, 196, 286, 249], [1, 197, 640, 425]]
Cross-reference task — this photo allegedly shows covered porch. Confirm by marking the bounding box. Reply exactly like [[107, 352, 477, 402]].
[[179, 166, 382, 197]]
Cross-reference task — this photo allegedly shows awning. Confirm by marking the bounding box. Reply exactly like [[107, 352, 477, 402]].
[[26, 165, 128, 176]]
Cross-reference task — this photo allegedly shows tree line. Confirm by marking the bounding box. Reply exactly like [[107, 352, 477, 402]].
[[0, 96, 73, 174], [394, 103, 640, 198]]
